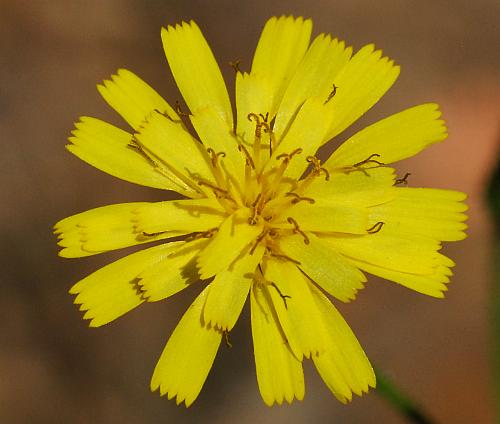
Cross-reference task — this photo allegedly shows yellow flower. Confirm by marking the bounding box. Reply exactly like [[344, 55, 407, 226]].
[[54, 16, 467, 407]]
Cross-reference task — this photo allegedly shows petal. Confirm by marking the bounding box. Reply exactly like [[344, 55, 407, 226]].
[[345, 254, 453, 298], [324, 230, 443, 275], [304, 166, 396, 208], [203, 244, 265, 331], [274, 34, 352, 139], [369, 188, 468, 242], [134, 198, 226, 236], [138, 239, 208, 302], [275, 202, 369, 235], [235, 72, 273, 146], [190, 106, 245, 186], [134, 112, 214, 192], [97, 69, 180, 130], [161, 21, 233, 127], [251, 16, 312, 118], [151, 286, 222, 407], [67, 117, 196, 194], [265, 259, 329, 359], [251, 282, 305, 405], [323, 44, 400, 142], [279, 233, 366, 302], [268, 98, 328, 179], [309, 283, 375, 401], [70, 243, 179, 327], [325, 104, 448, 170], [197, 212, 263, 279], [54, 203, 169, 257]]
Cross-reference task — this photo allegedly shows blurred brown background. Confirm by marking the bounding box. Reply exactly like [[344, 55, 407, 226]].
[[1, 0, 499, 422]]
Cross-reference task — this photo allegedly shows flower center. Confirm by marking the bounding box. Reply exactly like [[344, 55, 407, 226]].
[[201, 112, 332, 256]]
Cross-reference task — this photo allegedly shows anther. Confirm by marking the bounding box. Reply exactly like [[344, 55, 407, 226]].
[[153, 108, 174, 121], [324, 83, 338, 105], [366, 221, 385, 234], [247, 113, 267, 139], [306, 155, 330, 180], [270, 282, 292, 309], [128, 138, 158, 167], [287, 217, 310, 244], [197, 180, 233, 202], [228, 59, 241, 73], [141, 231, 166, 237], [238, 144, 256, 169], [223, 330, 233, 348], [395, 172, 411, 186], [248, 193, 262, 225], [277, 148, 303, 162], [285, 192, 315, 204], [207, 147, 226, 168], [353, 153, 385, 168], [250, 228, 269, 254], [174, 101, 190, 117], [247, 112, 260, 124], [185, 227, 219, 242]]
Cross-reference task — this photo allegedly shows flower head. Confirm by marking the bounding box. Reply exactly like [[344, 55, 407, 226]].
[[55, 16, 467, 407]]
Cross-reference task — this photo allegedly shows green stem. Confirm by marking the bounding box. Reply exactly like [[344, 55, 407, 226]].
[[375, 368, 436, 424]]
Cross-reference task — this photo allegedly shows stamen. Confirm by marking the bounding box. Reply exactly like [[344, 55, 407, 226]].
[[268, 228, 279, 237], [306, 156, 330, 180], [366, 221, 385, 234], [185, 227, 219, 242], [206, 147, 226, 168], [259, 112, 269, 122], [324, 83, 338, 105], [285, 192, 315, 204], [395, 172, 411, 186], [174, 101, 190, 117], [287, 217, 310, 244], [197, 180, 230, 197], [238, 144, 255, 169], [128, 138, 158, 167], [353, 153, 384, 168], [223, 330, 233, 348], [269, 131, 276, 157], [269, 282, 291, 309], [276, 148, 303, 162], [250, 228, 269, 254], [153, 108, 174, 121], [228, 59, 241, 73], [141, 230, 166, 237], [248, 193, 263, 225], [197, 181, 238, 209]]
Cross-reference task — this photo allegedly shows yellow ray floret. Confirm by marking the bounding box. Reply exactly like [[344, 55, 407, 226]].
[[265, 259, 330, 360], [273, 34, 352, 138], [67, 117, 191, 193], [325, 103, 447, 170], [70, 243, 181, 327], [323, 43, 400, 141], [97, 69, 180, 130], [251, 15, 312, 118], [161, 21, 233, 127], [138, 239, 207, 302], [251, 281, 305, 406], [310, 283, 375, 401], [151, 286, 222, 407], [280, 234, 367, 302]]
